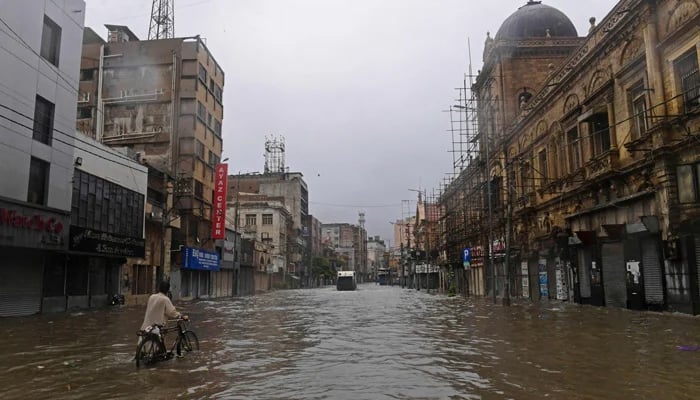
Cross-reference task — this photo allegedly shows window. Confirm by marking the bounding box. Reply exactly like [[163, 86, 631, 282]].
[[590, 113, 611, 157], [207, 112, 212, 127], [214, 85, 222, 102], [214, 119, 222, 136], [245, 214, 257, 226], [208, 150, 220, 166], [520, 166, 530, 197], [40, 16, 61, 66], [209, 78, 215, 92], [70, 169, 144, 237], [77, 107, 92, 119], [79, 69, 95, 81], [262, 214, 273, 225], [629, 83, 648, 140], [28, 157, 49, 205], [567, 127, 581, 172], [147, 187, 165, 207], [194, 180, 204, 198], [131, 265, 153, 295], [195, 139, 205, 159], [678, 164, 700, 203], [539, 149, 548, 185], [33, 95, 54, 144], [550, 141, 559, 180], [198, 63, 207, 83], [197, 101, 206, 121], [675, 49, 700, 111]]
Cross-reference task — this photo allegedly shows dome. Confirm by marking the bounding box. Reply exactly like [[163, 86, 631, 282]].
[[495, 1, 578, 40]]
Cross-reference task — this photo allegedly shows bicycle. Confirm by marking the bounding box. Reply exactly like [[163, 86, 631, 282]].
[[135, 318, 199, 368]]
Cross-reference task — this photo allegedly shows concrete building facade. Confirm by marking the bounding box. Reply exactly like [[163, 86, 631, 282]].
[[0, 0, 86, 316], [78, 25, 225, 299]]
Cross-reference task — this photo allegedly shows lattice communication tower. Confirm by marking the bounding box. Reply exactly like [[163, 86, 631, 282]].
[[264, 135, 286, 174], [148, 0, 175, 40]]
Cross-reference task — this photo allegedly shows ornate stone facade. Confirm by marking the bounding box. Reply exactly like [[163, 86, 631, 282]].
[[441, 0, 700, 313]]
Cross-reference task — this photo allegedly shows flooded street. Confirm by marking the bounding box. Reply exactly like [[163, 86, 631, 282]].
[[3, 285, 700, 399]]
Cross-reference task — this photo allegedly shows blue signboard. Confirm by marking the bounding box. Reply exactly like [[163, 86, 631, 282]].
[[462, 248, 471, 262], [182, 247, 220, 271], [538, 259, 548, 298]]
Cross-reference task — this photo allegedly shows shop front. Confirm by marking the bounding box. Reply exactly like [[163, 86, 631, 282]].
[[211, 238, 235, 298], [566, 191, 661, 310], [465, 245, 484, 296], [179, 247, 219, 299], [54, 226, 145, 311], [0, 199, 69, 316]]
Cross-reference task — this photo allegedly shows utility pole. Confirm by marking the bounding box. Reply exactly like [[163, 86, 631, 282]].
[[503, 156, 514, 306], [486, 115, 496, 304]]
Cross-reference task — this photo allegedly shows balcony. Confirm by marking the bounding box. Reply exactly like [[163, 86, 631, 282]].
[[585, 148, 619, 180]]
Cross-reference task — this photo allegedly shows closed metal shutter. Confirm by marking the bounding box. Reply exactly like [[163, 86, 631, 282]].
[[695, 237, 700, 299], [547, 257, 556, 299], [0, 253, 44, 317], [642, 237, 664, 305], [578, 249, 592, 298], [602, 242, 626, 308]]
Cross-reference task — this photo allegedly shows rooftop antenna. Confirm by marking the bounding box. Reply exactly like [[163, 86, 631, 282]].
[[148, 0, 175, 40]]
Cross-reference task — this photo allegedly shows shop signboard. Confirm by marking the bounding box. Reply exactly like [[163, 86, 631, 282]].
[[182, 247, 220, 271], [463, 248, 471, 269], [69, 226, 145, 257], [0, 200, 69, 250], [538, 259, 549, 298], [211, 163, 228, 240], [521, 261, 529, 298]]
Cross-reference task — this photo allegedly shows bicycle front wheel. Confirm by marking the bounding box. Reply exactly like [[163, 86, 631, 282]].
[[179, 330, 199, 352], [136, 335, 164, 368]]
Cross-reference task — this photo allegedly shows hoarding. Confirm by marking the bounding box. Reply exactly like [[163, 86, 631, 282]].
[[211, 163, 228, 240]]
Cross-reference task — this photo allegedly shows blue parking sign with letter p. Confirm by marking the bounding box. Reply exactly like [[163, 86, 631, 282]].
[[463, 248, 471, 262]]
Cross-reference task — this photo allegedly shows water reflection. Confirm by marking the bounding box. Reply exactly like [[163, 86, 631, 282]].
[[2, 285, 700, 399]]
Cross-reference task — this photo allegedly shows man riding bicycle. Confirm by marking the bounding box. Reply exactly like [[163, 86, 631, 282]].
[[140, 281, 188, 357]]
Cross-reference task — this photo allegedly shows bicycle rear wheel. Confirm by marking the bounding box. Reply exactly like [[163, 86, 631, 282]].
[[179, 330, 199, 353], [136, 335, 164, 368]]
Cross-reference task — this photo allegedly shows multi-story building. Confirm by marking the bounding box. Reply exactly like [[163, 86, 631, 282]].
[[227, 193, 292, 274], [441, 0, 700, 314], [63, 138, 147, 310], [228, 171, 309, 274], [367, 236, 387, 279], [0, 0, 86, 316], [306, 214, 323, 257], [78, 25, 225, 299], [321, 222, 368, 280]]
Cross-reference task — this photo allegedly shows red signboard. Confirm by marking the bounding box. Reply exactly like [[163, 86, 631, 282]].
[[211, 163, 228, 240], [0, 208, 64, 234]]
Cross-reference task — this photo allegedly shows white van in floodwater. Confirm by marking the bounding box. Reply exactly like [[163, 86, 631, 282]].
[[336, 271, 357, 291]]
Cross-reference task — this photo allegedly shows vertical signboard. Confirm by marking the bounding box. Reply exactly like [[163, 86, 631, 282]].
[[211, 163, 228, 240], [521, 261, 529, 298], [538, 259, 549, 298], [463, 248, 471, 269]]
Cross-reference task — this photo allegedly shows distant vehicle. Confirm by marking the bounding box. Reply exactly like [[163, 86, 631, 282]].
[[377, 268, 389, 285], [336, 271, 357, 291]]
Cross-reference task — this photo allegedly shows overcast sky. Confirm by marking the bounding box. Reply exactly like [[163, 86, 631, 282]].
[[85, 0, 617, 246]]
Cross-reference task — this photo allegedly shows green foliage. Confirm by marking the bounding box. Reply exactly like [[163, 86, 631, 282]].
[[312, 256, 335, 278]]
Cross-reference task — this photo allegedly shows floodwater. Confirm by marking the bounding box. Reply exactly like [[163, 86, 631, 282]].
[[3, 285, 700, 399]]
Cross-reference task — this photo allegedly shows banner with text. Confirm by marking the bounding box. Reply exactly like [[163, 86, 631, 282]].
[[182, 247, 220, 271], [211, 163, 228, 240]]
